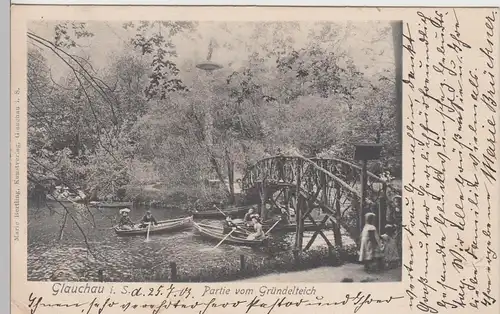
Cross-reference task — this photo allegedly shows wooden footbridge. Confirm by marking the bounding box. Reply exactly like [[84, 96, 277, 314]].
[[240, 153, 402, 252]]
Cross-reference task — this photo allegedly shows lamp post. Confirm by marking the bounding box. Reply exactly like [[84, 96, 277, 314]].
[[354, 143, 383, 233], [196, 39, 238, 203], [391, 21, 403, 145], [196, 39, 223, 148]]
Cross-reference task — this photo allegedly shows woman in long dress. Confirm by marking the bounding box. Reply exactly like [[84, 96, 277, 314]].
[[118, 208, 135, 230], [359, 212, 382, 272], [247, 215, 265, 240]]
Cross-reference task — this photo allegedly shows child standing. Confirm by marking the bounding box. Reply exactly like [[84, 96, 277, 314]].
[[380, 224, 400, 269], [359, 212, 383, 272]]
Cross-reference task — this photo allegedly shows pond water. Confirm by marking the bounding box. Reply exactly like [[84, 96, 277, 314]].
[[27, 200, 354, 282]]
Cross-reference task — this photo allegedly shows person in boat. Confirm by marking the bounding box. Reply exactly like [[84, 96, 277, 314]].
[[243, 206, 257, 226], [118, 208, 135, 230], [279, 206, 290, 225], [193, 199, 202, 212], [139, 210, 158, 228], [264, 203, 275, 219], [247, 215, 265, 240], [286, 204, 296, 219], [222, 215, 238, 235]]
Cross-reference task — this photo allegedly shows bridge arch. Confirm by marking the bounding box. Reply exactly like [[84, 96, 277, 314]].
[[240, 154, 401, 252]]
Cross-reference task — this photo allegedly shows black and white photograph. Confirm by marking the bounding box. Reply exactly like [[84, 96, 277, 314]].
[[27, 19, 403, 283]]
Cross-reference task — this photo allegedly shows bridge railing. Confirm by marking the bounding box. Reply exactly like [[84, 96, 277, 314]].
[[240, 154, 402, 251], [240, 154, 401, 209]]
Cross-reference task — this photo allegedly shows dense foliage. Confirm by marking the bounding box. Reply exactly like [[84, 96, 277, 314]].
[[27, 21, 401, 205]]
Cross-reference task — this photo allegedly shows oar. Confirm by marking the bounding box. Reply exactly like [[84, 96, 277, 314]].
[[212, 228, 237, 250], [265, 218, 282, 236], [145, 222, 151, 241], [214, 205, 227, 217], [215, 205, 249, 233]]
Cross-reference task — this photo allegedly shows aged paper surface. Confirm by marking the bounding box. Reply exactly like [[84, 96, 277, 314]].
[[10, 5, 500, 314]]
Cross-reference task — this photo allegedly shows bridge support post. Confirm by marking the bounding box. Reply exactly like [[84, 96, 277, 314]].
[[354, 143, 383, 234], [277, 156, 285, 182], [320, 160, 328, 205], [320, 160, 342, 247], [351, 196, 361, 243], [379, 183, 388, 234], [294, 159, 303, 252], [333, 182, 343, 247], [257, 181, 268, 221], [284, 188, 289, 212], [359, 160, 368, 233]]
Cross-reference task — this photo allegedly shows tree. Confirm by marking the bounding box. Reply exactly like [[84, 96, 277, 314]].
[[27, 20, 401, 207], [276, 95, 351, 156], [123, 21, 197, 100]]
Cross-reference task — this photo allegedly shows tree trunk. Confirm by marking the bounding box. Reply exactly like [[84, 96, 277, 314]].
[[208, 152, 231, 198], [226, 151, 235, 204], [58, 212, 68, 241], [88, 186, 99, 202], [70, 133, 80, 157]]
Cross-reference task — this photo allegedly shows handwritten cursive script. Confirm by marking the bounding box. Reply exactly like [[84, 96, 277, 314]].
[[27, 290, 404, 314], [403, 8, 498, 313]]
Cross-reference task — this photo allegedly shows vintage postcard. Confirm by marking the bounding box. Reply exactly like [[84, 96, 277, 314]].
[[10, 5, 500, 314]]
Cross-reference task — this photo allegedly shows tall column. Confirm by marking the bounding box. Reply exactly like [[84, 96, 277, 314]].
[[392, 21, 403, 145], [294, 159, 303, 252], [359, 159, 368, 232]]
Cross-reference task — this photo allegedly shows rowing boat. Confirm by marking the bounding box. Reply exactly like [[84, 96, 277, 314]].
[[192, 221, 267, 246], [46, 195, 85, 203], [114, 216, 193, 236], [191, 205, 251, 219], [90, 201, 133, 208], [273, 222, 327, 232], [236, 220, 329, 233]]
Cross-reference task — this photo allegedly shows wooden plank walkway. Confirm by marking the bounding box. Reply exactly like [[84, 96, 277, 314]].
[[239, 264, 402, 283]]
